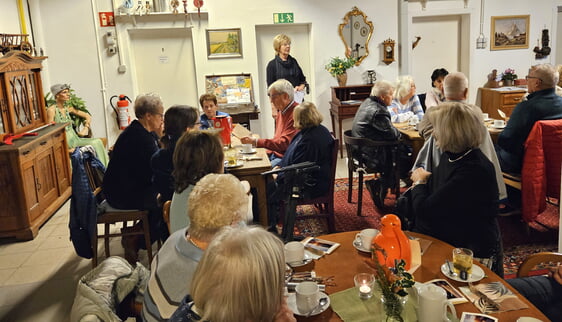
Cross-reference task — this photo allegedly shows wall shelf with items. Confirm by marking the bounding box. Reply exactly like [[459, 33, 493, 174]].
[[114, 11, 208, 27]]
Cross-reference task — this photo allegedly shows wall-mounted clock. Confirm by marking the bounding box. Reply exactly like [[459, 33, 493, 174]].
[[382, 38, 395, 65]]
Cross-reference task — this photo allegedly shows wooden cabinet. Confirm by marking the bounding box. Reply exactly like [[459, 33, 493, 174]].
[[329, 84, 373, 157], [0, 51, 71, 240], [480, 87, 527, 119]]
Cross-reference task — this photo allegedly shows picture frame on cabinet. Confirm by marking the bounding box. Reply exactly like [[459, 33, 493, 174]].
[[206, 28, 243, 59], [490, 15, 529, 51]]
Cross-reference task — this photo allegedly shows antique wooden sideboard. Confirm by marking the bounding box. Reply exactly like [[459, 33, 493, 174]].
[[329, 84, 373, 157], [0, 51, 71, 240], [479, 87, 527, 119]]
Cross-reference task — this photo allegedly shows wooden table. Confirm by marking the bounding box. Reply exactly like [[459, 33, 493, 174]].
[[227, 146, 271, 227], [394, 122, 424, 161], [300, 231, 549, 322]]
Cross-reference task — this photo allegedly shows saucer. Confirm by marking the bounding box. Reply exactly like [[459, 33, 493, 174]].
[[440, 263, 485, 283], [517, 317, 543, 322], [490, 124, 506, 129], [239, 148, 257, 154], [224, 160, 244, 169], [484, 118, 494, 122], [287, 291, 330, 316], [287, 254, 313, 267], [352, 239, 371, 253]]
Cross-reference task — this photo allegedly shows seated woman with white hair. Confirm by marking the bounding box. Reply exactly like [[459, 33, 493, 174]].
[[388, 75, 424, 123], [170, 226, 296, 322], [410, 101, 503, 276]]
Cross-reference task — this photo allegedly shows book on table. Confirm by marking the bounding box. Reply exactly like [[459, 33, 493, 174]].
[[301, 237, 340, 259]]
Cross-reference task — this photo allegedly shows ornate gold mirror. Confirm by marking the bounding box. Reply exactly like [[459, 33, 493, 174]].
[[338, 6, 374, 66]]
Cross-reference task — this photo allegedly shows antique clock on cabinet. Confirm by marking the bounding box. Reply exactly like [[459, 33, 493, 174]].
[[382, 38, 395, 65]]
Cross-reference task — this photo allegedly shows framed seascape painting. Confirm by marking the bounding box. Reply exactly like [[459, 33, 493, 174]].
[[206, 28, 242, 59], [490, 15, 529, 50]]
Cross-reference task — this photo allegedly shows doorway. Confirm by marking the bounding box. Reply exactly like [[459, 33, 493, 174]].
[[411, 15, 464, 96], [129, 28, 198, 109], [255, 24, 311, 138]]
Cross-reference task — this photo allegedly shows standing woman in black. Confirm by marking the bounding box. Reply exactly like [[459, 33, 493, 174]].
[[266, 34, 306, 107]]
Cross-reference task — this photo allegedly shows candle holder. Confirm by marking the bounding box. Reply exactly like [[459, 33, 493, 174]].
[[354, 273, 375, 299]]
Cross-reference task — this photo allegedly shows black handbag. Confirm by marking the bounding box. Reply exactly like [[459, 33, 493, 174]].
[[396, 187, 414, 230]]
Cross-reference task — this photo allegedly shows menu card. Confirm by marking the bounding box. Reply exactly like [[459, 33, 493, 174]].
[[459, 282, 528, 314]]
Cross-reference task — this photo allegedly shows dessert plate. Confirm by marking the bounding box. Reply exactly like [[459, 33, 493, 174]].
[[352, 239, 371, 253], [224, 160, 244, 168], [239, 148, 257, 154], [441, 263, 485, 283]]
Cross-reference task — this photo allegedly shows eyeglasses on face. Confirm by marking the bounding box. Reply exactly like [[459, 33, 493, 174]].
[[525, 75, 542, 81], [268, 92, 282, 98]]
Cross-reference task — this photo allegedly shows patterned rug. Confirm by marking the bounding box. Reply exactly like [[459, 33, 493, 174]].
[[294, 177, 559, 278]]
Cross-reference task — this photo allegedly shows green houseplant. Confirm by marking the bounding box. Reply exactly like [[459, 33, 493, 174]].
[[325, 56, 357, 86]]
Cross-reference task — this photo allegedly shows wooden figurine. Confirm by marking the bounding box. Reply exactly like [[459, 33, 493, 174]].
[[484, 69, 500, 88]]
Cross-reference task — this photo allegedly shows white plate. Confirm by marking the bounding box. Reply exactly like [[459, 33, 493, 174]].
[[484, 118, 494, 122], [224, 160, 244, 168], [517, 317, 543, 322], [441, 263, 485, 283], [352, 239, 371, 253], [239, 148, 257, 154], [287, 291, 331, 316], [489, 124, 506, 129], [287, 253, 313, 267]]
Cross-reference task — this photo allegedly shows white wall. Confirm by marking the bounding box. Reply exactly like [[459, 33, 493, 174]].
[[2, 0, 562, 143]]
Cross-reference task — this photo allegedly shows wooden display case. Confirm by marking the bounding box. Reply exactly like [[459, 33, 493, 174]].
[[479, 87, 526, 119], [0, 51, 71, 240]]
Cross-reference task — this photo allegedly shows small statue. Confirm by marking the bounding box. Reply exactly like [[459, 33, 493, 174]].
[[484, 69, 500, 88], [170, 0, 180, 14], [372, 214, 412, 270]]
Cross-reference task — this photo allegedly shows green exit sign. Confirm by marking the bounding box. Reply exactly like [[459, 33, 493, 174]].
[[273, 13, 294, 24]]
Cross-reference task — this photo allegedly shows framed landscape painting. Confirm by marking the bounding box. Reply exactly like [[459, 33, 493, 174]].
[[490, 15, 529, 50], [206, 28, 242, 59]]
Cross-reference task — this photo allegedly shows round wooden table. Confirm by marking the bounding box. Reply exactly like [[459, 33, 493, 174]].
[[296, 231, 549, 322]]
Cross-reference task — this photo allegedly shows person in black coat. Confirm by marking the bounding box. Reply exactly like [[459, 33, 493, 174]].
[[266, 34, 306, 106], [267, 101, 334, 231], [151, 105, 199, 203], [410, 101, 503, 276], [102, 93, 166, 262]]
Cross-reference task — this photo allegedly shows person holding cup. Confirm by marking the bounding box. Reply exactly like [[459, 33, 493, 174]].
[[409, 101, 504, 277], [170, 226, 296, 322]]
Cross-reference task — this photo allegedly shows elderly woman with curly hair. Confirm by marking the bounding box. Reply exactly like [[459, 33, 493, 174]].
[[410, 101, 503, 276], [170, 226, 295, 322], [388, 75, 424, 122]]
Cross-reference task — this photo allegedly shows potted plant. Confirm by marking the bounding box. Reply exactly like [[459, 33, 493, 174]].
[[325, 56, 357, 86], [500, 68, 517, 86]]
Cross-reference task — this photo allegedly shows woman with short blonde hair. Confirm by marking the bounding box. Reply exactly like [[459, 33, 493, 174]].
[[388, 75, 424, 122], [266, 34, 306, 96], [410, 101, 503, 276]]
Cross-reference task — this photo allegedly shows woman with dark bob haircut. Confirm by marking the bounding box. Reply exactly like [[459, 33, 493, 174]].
[[151, 105, 199, 203], [169, 130, 224, 233], [410, 101, 503, 276], [424, 68, 449, 109]]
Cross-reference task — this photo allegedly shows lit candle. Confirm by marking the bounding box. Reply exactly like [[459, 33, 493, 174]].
[[359, 284, 371, 295]]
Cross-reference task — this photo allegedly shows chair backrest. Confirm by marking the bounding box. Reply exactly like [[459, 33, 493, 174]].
[[517, 251, 562, 278], [162, 200, 171, 232], [343, 129, 401, 168], [520, 119, 562, 222], [418, 93, 427, 112]]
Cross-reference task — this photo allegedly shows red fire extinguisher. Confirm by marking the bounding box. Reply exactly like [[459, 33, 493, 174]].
[[110, 95, 132, 130]]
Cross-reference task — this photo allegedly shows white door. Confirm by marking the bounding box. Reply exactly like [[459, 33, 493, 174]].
[[411, 15, 462, 96], [129, 28, 198, 109], [255, 24, 311, 138]]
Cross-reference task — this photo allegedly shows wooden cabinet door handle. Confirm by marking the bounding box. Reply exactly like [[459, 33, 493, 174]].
[[40, 141, 48, 146], [22, 150, 31, 156], [513, 97, 521, 101], [36, 178, 41, 191]]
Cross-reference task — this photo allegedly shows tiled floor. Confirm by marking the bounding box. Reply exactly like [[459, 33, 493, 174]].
[[0, 155, 351, 321]]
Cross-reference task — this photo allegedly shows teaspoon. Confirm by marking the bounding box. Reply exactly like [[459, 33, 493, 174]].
[[307, 297, 328, 317]]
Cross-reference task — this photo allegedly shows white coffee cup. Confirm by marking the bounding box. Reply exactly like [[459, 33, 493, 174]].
[[355, 228, 378, 250], [417, 284, 456, 322], [482, 113, 489, 120], [493, 119, 505, 127], [241, 143, 253, 153], [284, 241, 304, 264], [295, 281, 320, 313]]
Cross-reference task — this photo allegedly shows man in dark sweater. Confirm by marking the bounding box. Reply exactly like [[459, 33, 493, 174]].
[[496, 63, 562, 173]]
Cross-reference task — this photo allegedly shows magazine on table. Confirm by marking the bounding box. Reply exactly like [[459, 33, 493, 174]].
[[460, 312, 498, 322], [459, 282, 528, 314], [301, 237, 340, 259], [425, 279, 468, 304]]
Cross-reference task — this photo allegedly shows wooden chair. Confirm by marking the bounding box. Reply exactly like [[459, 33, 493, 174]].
[[279, 138, 338, 241], [162, 200, 171, 232], [84, 159, 153, 268], [343, 130, 401, 216], [517, 252, 562, 278], [502, 119, 562, 225]]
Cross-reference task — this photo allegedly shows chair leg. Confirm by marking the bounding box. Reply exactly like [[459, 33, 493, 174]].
[[104, 223, 111, 257], [327, 202, 336, 233], [348, 167, 353, 203], [358, 172, 364, 216], [92, 229, 98, 268], [142, 215, 153, 265]]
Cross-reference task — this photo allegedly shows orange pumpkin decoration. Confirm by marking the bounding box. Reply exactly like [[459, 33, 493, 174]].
[[372, 214, 411, 270]]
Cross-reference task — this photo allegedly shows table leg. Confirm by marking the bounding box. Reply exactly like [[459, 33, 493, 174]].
[[236, 173, 268, 227]]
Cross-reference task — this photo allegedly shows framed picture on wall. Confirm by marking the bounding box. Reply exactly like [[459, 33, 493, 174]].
[[490, 15, 529, 50], [206, 28, 243, 59]]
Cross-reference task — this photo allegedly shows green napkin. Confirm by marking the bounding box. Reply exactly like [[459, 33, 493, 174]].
[[329, 287, 417, 322]]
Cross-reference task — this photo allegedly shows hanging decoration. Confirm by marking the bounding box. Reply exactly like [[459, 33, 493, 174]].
[[170, 0, 180, 14], [183, 0, 188, 15], [193, 0, 203, 18]]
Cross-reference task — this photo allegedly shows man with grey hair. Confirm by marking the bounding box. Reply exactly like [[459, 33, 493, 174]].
[[352, 80, 411, 209], [241, 79, 298, 167], [414, 72, 507, 200], [496, 63, 562, 173]]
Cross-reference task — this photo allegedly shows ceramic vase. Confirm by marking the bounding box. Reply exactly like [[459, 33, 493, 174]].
[[336, 72, 348, 87], [503, 79, 514, 86]]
